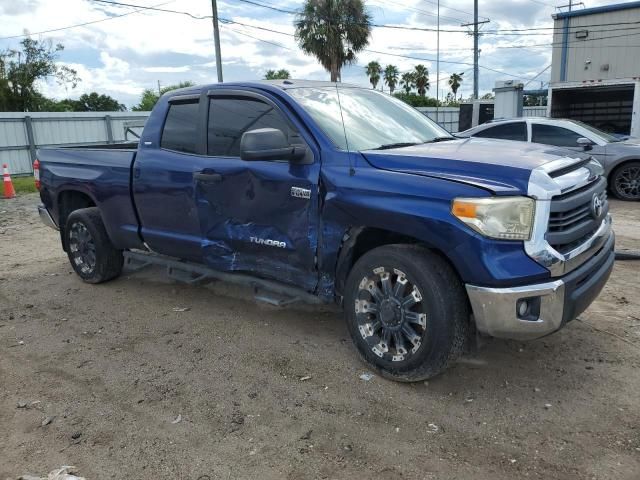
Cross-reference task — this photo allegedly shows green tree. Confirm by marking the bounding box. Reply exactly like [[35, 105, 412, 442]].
[[414, 65, 429, 97], [448, 72, 463, 99], [365, 61, 381, 89], [0, 37, 80, 112], [74, 92, 125, 111], [295, 0, 372, 82], [383, 65, 399, 94], [264, 69, 291, 80], [393, 92, 440, 108], [400, 72, 415, 94], [132, 81, 195, 111]]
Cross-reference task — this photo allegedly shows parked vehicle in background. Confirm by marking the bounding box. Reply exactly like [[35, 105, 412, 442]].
[[35, 81, 614, 381], [458, 117, 640, 200]]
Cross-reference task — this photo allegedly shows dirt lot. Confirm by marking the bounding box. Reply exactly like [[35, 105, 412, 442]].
[[1, 194, 639, 480]]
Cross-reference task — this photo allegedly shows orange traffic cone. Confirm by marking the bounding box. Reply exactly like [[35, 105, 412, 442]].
[[3, 163, 16, 199]]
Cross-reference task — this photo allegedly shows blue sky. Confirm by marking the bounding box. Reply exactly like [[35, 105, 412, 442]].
[[0, 0, 629, 107]]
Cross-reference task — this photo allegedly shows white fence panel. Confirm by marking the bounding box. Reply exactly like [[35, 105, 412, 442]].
[[523, 107, 547, 117], [417, 107, 461, 132], [0, 112, 150, 175]]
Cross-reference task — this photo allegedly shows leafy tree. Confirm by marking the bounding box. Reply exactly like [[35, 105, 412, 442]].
[[132, 81, 195, 111], [393, 92, 440, 108], [481, 92, 495, 100], [74, 92, 125, 111], [448, 72, 463, 98], [264, 69, 291, 80], [413, 65, 429, 97], [0, 37, 80, 112], [400, 72, 415, 94], [383, 65, 399, 94], [295, 0, 372, 82], [365, 61, 381, 89]]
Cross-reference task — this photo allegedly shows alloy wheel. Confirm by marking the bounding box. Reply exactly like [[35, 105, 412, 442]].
[[355, 267, 427, 362]]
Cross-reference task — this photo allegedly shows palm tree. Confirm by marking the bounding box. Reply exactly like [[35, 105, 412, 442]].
[[400, 72, 415, 94], [384, 65, 399, 94], [365, 61, 381, 89], [448, 72, 464, 98], [414, 65, 429, 96], [295, 0, 372, 82]]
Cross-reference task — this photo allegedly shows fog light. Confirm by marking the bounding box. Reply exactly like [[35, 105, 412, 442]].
[[517, 299, 530, 317]]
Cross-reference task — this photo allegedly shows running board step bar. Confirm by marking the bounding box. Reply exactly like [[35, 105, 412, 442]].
[[123, 250, 326, 305]]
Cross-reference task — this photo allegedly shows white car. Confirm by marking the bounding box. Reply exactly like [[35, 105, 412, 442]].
[[458, 117, 640, 200]]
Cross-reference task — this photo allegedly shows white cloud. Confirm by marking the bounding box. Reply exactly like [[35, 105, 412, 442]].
[[2, 0, 622, 106]]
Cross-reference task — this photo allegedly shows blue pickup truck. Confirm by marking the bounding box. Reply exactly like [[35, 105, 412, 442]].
[[35, 80, 614, 381]]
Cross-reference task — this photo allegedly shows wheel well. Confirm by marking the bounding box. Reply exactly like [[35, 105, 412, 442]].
[[609, 159, 640, 184], [335, 227, 455, 297], [58, 190, 96, 250]]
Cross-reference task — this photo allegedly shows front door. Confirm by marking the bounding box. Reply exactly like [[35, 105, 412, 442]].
[[194, 91, 321, 292]]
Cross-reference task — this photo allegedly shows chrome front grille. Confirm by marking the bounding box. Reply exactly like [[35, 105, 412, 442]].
[[547, 177, 608, 254]]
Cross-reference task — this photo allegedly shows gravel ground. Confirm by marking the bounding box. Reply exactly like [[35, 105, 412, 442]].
[[1, 194, 639, 480]]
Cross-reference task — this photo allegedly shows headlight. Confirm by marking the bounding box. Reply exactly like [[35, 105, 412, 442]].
[[451, 196, 535, 240]]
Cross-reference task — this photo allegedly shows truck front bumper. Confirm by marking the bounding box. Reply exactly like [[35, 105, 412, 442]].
[[466, 231, 615, 340]]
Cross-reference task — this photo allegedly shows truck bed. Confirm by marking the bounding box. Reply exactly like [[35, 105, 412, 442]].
[[37, 145, 143, 251]]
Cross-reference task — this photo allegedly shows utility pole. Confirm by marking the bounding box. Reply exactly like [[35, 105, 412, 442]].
[[436, 0, 440, 123], [557, 1, 584, 12], [462, 1, 489, 100], [211, 0, 223, 82], [157, 80, 161, 96]]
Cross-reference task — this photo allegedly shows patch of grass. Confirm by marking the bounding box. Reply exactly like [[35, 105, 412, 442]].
[[8, 175, 38, 194]]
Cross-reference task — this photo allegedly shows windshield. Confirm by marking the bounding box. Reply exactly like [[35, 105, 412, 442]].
[[568, 120, 622, 143], [288, 86, 452, 151]]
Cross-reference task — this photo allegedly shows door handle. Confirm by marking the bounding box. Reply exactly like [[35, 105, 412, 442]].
[[194, 172, 223, 184]]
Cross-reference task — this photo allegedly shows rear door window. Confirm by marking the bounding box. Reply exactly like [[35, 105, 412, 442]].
[[473, 122, 527, 141], [208, 97, 292, 157], [532, 124, 583, 147], [160, 100, 200, 154]]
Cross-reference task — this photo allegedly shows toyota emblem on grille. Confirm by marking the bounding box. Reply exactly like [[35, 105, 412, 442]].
[[591, 194, 603, 219]]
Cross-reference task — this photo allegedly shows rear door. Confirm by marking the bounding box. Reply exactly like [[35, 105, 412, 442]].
[[194, 89, 321, 292], [472, 122, 528, 142], [133, 94, 208, 261]]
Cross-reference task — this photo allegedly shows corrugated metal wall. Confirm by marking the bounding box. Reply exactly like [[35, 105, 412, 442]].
[[0, 112, 150, 175], [551, 7, 640, 83]]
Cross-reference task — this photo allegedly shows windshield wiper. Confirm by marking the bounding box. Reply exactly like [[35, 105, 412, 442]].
[[372, 142, 420, 150], [429, 136, 455, 143]]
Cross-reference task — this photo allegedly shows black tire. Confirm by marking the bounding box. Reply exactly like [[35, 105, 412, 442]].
[[610, 161, 640, 200], [343, 244, 469, 382], [65, 207, 123, 284]]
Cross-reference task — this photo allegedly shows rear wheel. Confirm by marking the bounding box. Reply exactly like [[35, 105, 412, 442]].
[[65, 207, 123, 284], [610, 161, 640, 200], [343, 245, 469, 382]]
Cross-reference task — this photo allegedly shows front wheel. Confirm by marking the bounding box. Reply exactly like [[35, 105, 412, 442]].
[[610, 161, 640, 200], [343, 245, 469, 382], [65, 207, 123, 284]]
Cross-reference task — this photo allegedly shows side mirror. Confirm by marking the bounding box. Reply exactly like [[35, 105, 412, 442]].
[[577, 137, 594, 151], [240, 128, 306, 162]]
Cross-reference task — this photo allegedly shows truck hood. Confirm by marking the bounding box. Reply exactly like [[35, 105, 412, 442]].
[[362, 137, 586, 194]]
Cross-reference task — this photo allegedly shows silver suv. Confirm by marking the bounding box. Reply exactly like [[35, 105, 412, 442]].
[[458, 117, 640, 200]]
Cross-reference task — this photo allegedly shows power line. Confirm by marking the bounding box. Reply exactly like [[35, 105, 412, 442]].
[[75, 0, 547, 82], [86, 1, 640, 37], [0, 0, 172, 40], [91, 0, 211, 19], [523, 64, 551, 87]]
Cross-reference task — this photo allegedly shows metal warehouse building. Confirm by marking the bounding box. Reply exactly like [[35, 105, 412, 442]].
[[549, 1, 640, 136]]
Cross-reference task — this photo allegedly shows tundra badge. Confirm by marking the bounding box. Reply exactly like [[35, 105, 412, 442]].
[[250, 237, 287, 248], [291, 186, 311, 199]]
